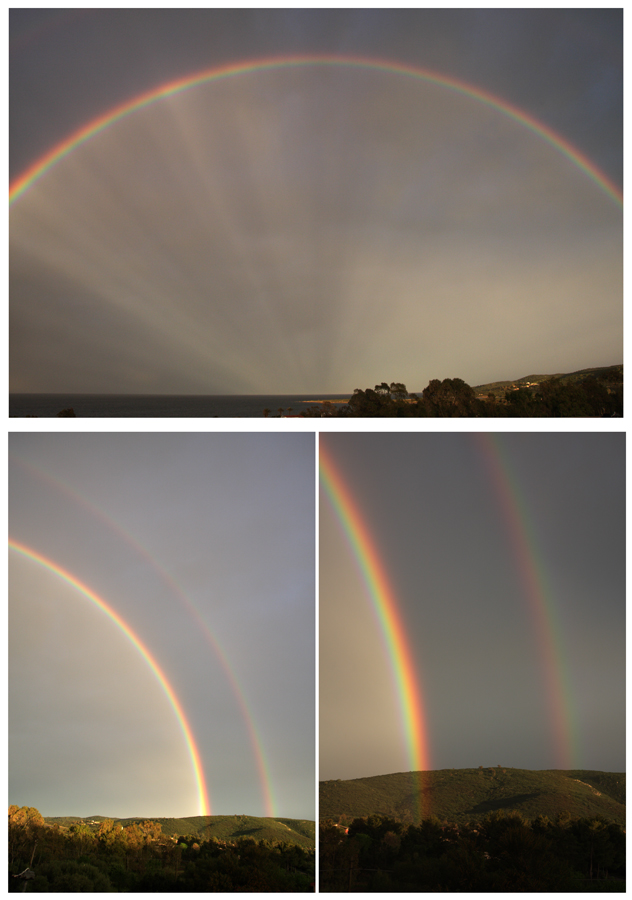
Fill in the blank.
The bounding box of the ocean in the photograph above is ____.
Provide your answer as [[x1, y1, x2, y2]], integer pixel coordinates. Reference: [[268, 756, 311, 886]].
[[9, 393, 352, 418]]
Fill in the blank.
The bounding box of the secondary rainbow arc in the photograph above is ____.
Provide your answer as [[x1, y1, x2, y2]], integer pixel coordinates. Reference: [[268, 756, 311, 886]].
[[9, 538, 212, 816], [474, 434, 579, 769], [9, 54, 622, 208], [319, 441, 430, 779]]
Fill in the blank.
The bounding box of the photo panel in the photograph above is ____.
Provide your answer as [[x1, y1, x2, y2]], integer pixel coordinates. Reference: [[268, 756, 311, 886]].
[[319, 431, 625, 892], [9, 432, 316, 891]]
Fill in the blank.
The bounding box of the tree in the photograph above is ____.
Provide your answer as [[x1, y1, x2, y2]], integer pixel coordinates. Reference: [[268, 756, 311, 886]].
[[97, 818, 127, 856], [389, 382, 409, 400], [139, 820, 163, 842], [8, 806, 44, 828], [9, 806, 45, 873], [67, 822, 96, 858], [347, 387, 407, 417], [421, 378, 477, 416]]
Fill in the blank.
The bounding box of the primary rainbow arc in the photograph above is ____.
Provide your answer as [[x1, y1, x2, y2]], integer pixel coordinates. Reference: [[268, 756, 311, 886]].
[[9, 539, 211, 816], [9, 54, 622, 208], [319, 441, 430, 777]]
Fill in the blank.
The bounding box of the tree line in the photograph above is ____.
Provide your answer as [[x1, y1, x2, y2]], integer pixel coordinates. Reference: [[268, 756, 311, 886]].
[[300, 373, 622, 417], [8, 806, 314, 892], [319, 810, 625, 892]]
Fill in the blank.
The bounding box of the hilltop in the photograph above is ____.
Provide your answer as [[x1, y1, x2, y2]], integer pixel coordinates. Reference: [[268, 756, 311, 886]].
[[472, 363, 622, 400], [320, 768, 625, 826], [42, 813, 315, 847]]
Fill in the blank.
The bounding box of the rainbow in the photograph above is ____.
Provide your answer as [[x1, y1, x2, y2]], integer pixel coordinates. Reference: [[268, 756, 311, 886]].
[[474, 434, 578, 769], [9, 54, 622, 208], [9, 538, 212, 816], [10, 456, 277, 817], [319, 439, 430, 785]]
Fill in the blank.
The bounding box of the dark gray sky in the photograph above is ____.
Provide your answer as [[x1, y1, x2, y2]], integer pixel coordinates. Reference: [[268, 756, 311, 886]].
[[10, 433, 315, 819], [10, 9, 621, 394], [320, 432, 625, 779]]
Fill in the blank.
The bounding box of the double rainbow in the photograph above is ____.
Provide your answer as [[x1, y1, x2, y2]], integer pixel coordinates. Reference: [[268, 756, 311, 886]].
[[12, 456, 278, 816], [10, 54, 622, 208], [321, 435, 580, 786]]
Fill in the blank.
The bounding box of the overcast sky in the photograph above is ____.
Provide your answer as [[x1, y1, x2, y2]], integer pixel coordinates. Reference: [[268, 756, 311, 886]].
[[10, 9, 621, 395], [9, 432, 315, 820], [320, 432, 625, 780]]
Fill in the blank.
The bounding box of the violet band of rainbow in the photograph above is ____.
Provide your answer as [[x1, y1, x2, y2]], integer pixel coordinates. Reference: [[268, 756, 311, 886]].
[[319, 441, 430, 780], [10, 54, 622, 209], [9, 538, 212, 817]]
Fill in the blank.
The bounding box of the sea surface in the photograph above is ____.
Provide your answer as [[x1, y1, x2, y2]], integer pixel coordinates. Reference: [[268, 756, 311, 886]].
[[9, 393, 352, 418]]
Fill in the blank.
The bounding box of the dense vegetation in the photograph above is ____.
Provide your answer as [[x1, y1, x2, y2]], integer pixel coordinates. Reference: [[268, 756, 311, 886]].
[[320, 810, 625, 891], [8, 806, 314, 892], [300, 365, 623, 417]]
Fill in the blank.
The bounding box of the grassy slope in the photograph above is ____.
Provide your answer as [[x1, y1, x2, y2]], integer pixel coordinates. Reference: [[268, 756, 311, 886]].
[[43, 814, 315, 847], [320, 768, 625, 826]]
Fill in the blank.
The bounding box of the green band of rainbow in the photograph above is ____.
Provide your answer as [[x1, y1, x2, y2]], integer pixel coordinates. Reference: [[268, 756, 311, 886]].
[[9, 539, 212, 816], [474, 434, 578, 769], [319, 440, 429, 779], [9, 54, 622, 208]]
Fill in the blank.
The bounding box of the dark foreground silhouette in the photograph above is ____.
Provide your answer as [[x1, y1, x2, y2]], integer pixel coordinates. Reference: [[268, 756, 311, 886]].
[[320, 811, 625, 892], [300, 368, 623, 417]]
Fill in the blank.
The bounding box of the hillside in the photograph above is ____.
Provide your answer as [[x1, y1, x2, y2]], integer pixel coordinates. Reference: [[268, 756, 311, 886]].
[[320, 768, 625, 826], [43, 813, 315, 847], [473, 363, 622, 400]]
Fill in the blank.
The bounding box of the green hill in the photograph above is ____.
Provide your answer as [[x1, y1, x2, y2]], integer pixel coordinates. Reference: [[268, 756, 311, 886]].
[[157, 814, 315, 847], [43, 813, 315, 847], [320, 768, 625, 826]]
